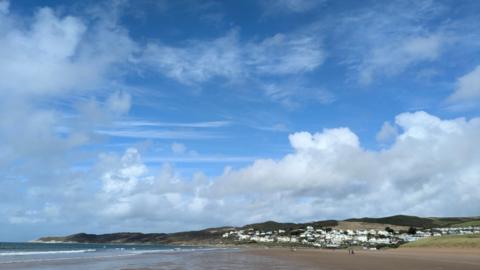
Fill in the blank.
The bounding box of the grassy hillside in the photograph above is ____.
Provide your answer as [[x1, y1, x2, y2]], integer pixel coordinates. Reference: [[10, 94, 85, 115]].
[[345, 215, 480, 228], [402, 234, 480, 248], [449, 220, 480, 227]]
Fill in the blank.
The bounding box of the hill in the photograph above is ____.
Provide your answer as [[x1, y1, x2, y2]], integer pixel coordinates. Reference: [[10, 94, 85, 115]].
[[36, 215, 480, 245], [37, 228, 233, 245], [240, 220, 338, 231], [345, 215, 480, 228], [402, 234, 480, 249]]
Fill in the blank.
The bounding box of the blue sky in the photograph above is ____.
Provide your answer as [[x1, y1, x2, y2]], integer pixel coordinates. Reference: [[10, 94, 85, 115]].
[[1, 0, 480, 241]]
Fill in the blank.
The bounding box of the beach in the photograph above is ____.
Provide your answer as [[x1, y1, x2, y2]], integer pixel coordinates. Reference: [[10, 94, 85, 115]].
[[244, 247, 480, 270], [2, 246, 479, 270]]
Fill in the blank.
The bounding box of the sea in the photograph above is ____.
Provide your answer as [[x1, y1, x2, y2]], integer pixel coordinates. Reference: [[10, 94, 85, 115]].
[[0, 242, 303, 270]]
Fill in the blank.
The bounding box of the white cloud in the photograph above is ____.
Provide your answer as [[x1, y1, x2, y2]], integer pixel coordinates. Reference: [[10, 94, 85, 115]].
[[37, 111, 477, 231], [171, 142, 187, 155], [145, 155, 258, 164], [447, 65, 480, 104], [141, 29, 327, 108], [358, 34, 443, 84], [6, 111, 478, 233], [93, 149, 216, 228], [0, 3, 136, 96], [116, 120, 231, 128], [260, 81, 333, 108], [106, 91, 132, 115], [143, 31, 243, 85], [96, 129, 220, 140], [210, 111, 480, 220], [0, 1, 136, 239], [0, 2, 135, 178], [334, 1, 446, 84], [262, 0, 324, 14], [143, 30, 324, 83], [247, 33, 324, 75]]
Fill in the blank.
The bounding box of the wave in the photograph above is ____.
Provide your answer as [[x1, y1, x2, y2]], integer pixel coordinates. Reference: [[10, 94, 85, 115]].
[[0, 247, 232, 265], [0, 249, 97, 256]]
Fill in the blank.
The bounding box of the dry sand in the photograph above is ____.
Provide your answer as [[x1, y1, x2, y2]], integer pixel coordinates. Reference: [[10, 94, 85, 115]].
[[243, 247, 480, 270]]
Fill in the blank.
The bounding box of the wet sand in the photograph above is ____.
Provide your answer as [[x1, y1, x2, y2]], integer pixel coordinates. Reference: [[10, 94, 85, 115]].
[[244, 247, 480, 270], [3, 247, 479, 269]]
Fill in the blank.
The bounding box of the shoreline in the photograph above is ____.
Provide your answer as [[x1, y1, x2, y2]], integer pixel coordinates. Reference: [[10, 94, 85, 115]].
[[2, 244, 479, 270]]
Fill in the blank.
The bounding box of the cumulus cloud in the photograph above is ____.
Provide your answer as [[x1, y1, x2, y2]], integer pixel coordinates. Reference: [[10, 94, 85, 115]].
[[208, 111, 480, 220], [35, 111, 476, 231], [0, 1, 136, 239], [447, 65, 480, 105], [0, 1, 135, 184], [92, 148, 219, 231], [0, 2, 136, 96], [4, 111, 478, 234]]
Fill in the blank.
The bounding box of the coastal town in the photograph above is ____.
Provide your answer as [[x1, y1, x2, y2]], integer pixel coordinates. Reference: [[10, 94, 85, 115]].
[[222, 225, 480, 249]]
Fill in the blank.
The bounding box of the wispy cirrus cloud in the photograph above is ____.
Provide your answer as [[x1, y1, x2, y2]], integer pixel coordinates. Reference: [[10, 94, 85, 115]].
[[142, 30, 324, 84], [141, 29, 325, 107], [145, 155, 259, 164], [96, 129, 223, 140], [447, 65, 480, 109], [333, 0, 447, 84], [261, 0, 325, 15], [115, 120, 231, 128], [98, 120, 230, 140], [260, 81, 334, 109], [142, 31, 243, 85]]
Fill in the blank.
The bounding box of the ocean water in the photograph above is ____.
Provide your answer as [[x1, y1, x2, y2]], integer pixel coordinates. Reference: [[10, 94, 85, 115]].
[[0, 242, 222, 269], [0, 242, 306, 270], [0, 242, 203, 262]]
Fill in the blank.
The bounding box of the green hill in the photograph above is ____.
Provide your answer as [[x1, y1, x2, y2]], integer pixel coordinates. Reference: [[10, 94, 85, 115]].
[[402, 234, 480, 248]]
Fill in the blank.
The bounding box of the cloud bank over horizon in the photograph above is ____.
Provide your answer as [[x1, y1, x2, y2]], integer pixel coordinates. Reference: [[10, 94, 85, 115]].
[[0, 0, 479, 241], [5, 111, 479, 237]]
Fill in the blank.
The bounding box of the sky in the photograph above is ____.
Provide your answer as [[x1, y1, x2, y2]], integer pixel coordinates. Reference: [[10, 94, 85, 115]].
[[0, 0, 480, 241]]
